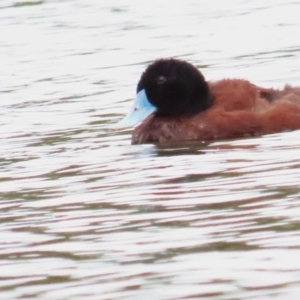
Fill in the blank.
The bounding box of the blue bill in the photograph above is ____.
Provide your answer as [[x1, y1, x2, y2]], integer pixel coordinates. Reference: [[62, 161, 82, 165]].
[[116, 89, 157, 128]]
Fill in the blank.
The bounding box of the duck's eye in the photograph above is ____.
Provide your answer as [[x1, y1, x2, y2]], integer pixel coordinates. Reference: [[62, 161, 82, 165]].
[[157, 76, 166, 85]]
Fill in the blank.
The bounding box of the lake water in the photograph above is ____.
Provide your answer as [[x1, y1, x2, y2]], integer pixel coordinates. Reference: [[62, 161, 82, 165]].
[[1, 0, 300, 299]]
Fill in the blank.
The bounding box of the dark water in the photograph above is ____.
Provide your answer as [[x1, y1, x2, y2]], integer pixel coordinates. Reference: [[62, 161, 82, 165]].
[[1, 0, 300, 299]]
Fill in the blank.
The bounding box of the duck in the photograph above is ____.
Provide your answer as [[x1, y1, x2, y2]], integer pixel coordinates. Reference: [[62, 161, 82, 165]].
[[116, 58, 300, 144]]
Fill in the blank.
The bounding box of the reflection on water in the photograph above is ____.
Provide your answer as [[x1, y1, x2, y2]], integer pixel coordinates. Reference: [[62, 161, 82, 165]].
[[1, 0, 300, 299]]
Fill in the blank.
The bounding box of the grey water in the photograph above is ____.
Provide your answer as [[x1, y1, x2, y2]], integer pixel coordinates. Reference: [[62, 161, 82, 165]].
[[1, 0, 300, 299]]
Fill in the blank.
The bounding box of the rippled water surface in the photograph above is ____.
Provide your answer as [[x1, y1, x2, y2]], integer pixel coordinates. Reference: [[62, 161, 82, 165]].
[[1, 0, 300, 299]]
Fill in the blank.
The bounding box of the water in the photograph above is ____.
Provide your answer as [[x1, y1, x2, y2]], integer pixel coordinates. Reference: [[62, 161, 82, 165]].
[[1, 0, 300, 299]]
